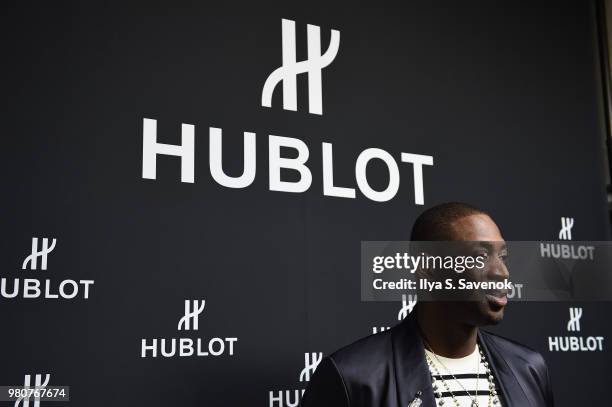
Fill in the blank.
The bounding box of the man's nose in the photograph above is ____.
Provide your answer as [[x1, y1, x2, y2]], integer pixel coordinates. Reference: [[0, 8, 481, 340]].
[[488, 258, 509, 281]]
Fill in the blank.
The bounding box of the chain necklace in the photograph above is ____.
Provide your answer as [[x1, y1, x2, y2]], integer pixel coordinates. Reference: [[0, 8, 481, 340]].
[[423, 341, 500, 407]]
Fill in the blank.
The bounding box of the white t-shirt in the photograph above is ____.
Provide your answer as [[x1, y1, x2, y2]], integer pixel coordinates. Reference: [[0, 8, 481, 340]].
[[425, 344, 501, 407]]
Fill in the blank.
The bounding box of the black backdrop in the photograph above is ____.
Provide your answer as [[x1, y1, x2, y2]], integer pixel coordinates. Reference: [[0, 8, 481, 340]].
[[2, 1, 611, 406]]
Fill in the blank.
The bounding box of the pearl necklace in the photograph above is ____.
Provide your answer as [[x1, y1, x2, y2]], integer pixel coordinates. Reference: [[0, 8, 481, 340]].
[[424, 344, 500, 407]]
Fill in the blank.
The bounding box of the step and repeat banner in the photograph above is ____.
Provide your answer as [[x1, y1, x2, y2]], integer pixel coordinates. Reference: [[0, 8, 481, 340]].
[[2, 1, 611, 406]]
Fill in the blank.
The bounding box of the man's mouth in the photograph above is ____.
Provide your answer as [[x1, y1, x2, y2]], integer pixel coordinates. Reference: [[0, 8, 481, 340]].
[[485, 290, 508, 307]]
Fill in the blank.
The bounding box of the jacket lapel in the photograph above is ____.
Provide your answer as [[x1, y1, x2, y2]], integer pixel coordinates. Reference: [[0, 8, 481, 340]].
[[478, 330, 532, 407], [391, 314, 436, 407], [392, 315, 533, 407]]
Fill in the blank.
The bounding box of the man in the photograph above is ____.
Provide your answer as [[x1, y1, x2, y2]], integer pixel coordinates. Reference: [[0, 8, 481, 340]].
[[301, 202, 554, 407]]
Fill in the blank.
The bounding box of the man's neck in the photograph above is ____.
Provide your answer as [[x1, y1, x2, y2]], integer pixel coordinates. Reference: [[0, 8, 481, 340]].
[[416, 303, 478, 358]]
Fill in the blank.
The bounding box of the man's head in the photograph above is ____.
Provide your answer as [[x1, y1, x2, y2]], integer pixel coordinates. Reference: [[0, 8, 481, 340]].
[[411, 202, 509, 326]]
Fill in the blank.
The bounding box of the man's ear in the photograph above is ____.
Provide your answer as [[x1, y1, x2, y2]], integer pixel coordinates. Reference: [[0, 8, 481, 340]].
[[414, 252, 433, 280], [415, 265, 429, 280], [413, 253, 435, 302]]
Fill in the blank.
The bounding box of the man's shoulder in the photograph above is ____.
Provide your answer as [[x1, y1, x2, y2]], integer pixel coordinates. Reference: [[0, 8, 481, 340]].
[[481, 329, 548, 369], [329, 328, 395, 373], [302, 329, 399, 407]]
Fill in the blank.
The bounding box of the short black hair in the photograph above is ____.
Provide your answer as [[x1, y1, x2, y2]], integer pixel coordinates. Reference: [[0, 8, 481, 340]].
[[410, 202, 488, 241]]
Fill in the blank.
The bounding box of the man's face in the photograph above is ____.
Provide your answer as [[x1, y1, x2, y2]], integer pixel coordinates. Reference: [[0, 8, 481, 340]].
[[449, 214, 509, 326]]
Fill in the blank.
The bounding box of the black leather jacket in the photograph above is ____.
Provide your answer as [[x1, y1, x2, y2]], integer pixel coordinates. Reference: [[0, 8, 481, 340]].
[[302, 313, 553, 407]]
